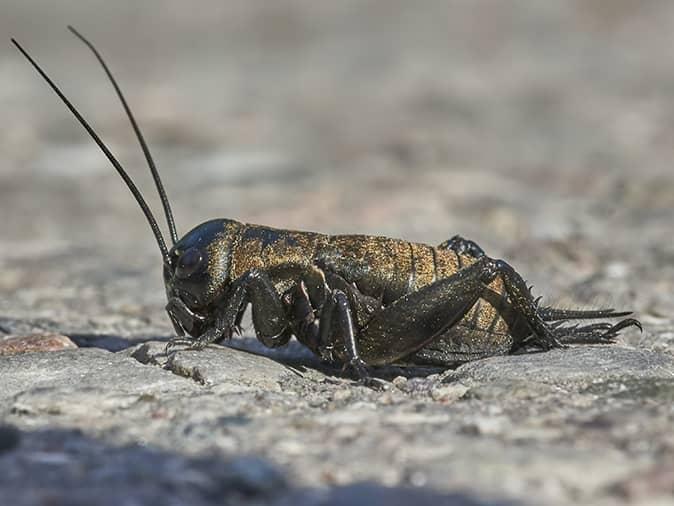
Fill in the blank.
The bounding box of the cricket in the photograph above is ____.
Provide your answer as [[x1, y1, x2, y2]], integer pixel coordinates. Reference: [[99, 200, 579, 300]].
[[12, 28, 641, 382]]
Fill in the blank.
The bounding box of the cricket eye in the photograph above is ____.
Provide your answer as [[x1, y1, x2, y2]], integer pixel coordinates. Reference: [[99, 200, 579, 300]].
[[175, 248, 204, 278]]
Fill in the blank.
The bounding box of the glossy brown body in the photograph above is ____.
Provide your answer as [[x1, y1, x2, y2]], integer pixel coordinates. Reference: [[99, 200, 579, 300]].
[[198, 219, 523, 366]]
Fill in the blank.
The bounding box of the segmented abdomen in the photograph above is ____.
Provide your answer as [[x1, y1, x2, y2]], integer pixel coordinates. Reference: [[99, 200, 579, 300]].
[[319, 237, 519, 364]]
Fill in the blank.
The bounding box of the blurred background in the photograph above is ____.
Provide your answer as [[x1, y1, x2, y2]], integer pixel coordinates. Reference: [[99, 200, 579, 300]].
[[0, 1, 673, 347]]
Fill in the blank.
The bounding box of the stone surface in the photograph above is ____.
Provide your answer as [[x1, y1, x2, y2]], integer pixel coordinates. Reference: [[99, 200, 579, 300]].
[[1, 2, 674, 505], [0, 427, 510, 506], [451, 346, 674, 385]]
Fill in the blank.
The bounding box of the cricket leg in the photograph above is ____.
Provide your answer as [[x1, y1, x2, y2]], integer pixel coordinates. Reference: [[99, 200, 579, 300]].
[[357, 257, 503, 366], [316, 288, 387, 388], [167, 269, 291, 351]]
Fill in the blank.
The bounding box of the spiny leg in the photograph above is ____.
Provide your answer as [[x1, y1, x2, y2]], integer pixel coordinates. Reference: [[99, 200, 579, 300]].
[[481, 258, 634, 350], [437, 237, 639, 343], [484, 259, 567, 350], [495, 266, 641, 348]]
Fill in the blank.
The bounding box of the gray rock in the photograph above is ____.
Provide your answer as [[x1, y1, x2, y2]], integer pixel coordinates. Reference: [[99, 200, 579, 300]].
[[0, 348, 195, 402], [451, 346, 674, 387], [128, 340, 296, 392], [0, 348, 198, 438]]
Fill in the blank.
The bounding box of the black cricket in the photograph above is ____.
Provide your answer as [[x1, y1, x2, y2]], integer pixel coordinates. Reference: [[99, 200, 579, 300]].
[[13, 29, 641, 381]]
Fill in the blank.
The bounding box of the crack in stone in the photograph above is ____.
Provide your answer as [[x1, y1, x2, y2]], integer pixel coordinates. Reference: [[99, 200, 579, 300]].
[[127, 343, 208, 386], [165, 358, 208, 386]]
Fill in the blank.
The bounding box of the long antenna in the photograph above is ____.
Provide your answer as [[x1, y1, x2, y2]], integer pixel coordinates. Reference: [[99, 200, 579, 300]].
[[67, 26, 179, 245], [12, 38, 170, 261]]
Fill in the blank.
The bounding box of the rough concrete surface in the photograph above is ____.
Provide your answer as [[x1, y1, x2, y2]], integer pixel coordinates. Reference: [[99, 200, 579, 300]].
[[1, 2, 673, 505]]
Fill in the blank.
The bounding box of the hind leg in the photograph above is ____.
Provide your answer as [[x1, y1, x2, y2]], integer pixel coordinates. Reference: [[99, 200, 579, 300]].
[[356, 257, 523, 366], [357, 255, 640, 367], [436, 236, 635, 334]]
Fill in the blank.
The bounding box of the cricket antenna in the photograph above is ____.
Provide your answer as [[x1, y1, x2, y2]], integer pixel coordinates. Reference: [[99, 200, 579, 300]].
[[12, 38, 170, 262], [67, 26, 179, 245]]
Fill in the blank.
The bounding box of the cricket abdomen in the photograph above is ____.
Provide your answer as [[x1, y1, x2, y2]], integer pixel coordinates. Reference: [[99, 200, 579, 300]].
[[313, 234, 525, 363], [318, 236, 524, 365], [316, 235, 473, 303]]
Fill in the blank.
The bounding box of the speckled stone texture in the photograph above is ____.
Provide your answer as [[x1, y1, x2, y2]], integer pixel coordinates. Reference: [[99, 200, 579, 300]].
[[1, 2, 673, 505]]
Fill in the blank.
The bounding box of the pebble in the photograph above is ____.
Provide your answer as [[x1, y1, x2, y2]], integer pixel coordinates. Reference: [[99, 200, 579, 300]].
[[0, 334, 77, 356], [430, 383, 469, 403]]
